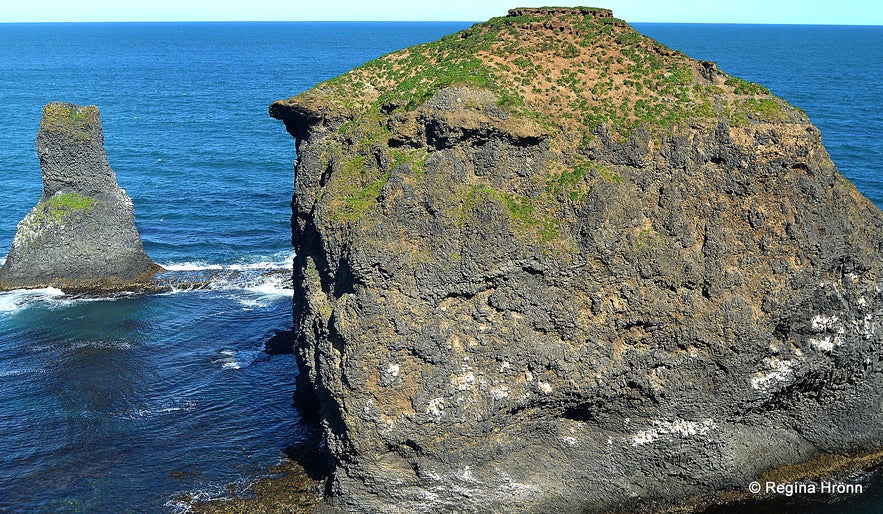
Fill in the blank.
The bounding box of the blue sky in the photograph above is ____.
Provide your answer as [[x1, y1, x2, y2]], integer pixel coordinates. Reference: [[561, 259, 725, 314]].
[[3, 0, 881, 24]]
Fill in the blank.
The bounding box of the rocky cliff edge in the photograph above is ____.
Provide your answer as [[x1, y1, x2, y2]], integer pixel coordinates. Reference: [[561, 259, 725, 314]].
[[271, 7, 883, 512]]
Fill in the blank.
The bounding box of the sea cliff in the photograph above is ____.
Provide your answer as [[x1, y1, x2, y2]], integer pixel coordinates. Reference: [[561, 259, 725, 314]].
[[271, 8, 883, 512]]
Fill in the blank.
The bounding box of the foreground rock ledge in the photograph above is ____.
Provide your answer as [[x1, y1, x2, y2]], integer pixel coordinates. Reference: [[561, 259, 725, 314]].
[[271, 7, 883, 513], [0, 102, 161, 293]]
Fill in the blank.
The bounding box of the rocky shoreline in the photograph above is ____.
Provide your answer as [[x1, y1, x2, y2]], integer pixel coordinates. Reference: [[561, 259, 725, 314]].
[[188, 459, 325, 514], [190, 447, 883, 513]]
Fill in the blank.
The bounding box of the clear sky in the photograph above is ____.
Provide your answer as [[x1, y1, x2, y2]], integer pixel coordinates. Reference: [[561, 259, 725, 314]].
[[2, 0, 881, 25]]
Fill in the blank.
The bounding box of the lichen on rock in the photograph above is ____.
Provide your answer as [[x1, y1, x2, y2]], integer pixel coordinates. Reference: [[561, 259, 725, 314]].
[[0, 102, 162, 294], [270, 7, 883, 513]]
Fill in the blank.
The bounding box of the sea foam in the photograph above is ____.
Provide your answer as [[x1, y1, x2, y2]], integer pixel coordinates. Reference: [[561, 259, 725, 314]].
[[158, 251, 293, 299], [0, 287, 66, 313]]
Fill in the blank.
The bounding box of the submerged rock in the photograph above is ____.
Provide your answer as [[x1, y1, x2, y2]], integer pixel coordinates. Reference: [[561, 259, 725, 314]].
[[0, 102, 161, 293], [271, 7, 883, 513]]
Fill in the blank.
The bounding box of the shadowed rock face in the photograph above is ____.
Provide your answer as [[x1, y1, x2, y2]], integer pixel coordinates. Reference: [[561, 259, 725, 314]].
[[271, 8, 883, 513], [0, 102, 161, 293]]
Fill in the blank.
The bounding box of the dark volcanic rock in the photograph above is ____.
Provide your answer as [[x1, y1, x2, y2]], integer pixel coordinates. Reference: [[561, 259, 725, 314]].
[[270, 8, 883, 513], [0, 102, 161, 293], [265, 329, 296, 355]]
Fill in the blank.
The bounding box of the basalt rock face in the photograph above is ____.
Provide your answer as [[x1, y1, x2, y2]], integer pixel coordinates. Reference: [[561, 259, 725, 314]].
[[271, 8, 883, 513], [0, 102, 161, 293]]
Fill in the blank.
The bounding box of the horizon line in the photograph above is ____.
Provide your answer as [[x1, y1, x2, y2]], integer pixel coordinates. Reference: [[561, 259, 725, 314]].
[[1, 19, 881, 26]]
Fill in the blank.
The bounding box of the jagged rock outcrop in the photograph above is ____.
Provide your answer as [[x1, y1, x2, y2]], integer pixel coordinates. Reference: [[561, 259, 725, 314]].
[[0, 102, 161, 293], [271, 8, 883, 512]]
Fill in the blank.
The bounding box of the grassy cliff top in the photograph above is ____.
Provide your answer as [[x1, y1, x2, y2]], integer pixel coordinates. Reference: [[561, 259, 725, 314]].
[[40, 102, 101, 142], [276, 6, 796, 142], [270, 7, 810, 236]]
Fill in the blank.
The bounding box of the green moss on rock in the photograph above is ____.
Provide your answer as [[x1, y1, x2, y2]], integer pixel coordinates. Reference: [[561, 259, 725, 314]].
[[272, 6, 805, 241], [46, 191, 96, 211], [39, 103, 99, 142], [29, 192, 96, 227]]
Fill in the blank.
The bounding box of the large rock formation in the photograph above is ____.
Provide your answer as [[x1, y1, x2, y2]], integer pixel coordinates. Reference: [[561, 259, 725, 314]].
[[271, 8, 883, 512], [0, 102, 161, 293]]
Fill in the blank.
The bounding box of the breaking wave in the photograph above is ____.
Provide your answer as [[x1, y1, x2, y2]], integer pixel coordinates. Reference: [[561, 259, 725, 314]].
[[0, 287, 67, 314], [0, 252, 292, 315], [157, 251, 293, 297]]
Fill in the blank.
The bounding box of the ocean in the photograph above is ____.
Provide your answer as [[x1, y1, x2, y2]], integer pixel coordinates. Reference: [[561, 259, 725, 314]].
[[0, 20, 880, 513]]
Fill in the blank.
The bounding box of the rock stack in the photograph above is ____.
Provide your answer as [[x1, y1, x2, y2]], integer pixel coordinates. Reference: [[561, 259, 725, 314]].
[[0, 102, 161, 293], [271, 8, 883, 512]]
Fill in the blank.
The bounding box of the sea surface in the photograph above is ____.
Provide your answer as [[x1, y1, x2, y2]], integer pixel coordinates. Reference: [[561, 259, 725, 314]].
[[0, 20, 880, 513]]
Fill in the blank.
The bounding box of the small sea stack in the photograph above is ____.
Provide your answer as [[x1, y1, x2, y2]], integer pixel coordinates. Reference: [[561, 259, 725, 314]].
[[0, 102, 162, 293]]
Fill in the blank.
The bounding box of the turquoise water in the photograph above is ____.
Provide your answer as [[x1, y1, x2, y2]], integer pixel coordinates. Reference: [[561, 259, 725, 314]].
[[0, 21, 880, 513]]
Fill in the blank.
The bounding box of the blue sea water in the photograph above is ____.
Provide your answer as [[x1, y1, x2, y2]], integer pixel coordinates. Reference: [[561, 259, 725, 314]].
[[0, 21, 470, 513], [0, 20, 880, 513]]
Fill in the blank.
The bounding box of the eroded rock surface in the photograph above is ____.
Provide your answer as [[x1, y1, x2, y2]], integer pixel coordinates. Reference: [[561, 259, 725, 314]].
[[0, 102, 161, 293], [271, 8, 883, 512]]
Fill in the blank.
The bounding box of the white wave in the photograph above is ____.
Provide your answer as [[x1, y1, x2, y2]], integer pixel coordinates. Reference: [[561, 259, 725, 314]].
[[242, 273, 294, 297], [165, 474, 262, 514], [0, 287, 66, 313], [199, 271, 292, 296], [164, 486, 232, 514], [238, 298, 263, 308], [0, 365, 45, 378], [161, 250, 294, 273], [161, 262, 225, 272], [213, 349, 240, 369], [157, 251, 293, 300], [65, 340, 135, 352], [237, 297, 277, 309], [227, 259, 292, 271], [156, 280, 203, 296], [213, 348, 265, 370]]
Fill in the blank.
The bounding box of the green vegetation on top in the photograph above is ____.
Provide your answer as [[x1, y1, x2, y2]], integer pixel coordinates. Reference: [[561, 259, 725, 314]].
[[301, 8, 790, 143], [290, 8, 795, 237], [40, 103, 99, 142], [308, 12, 694, 134]]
